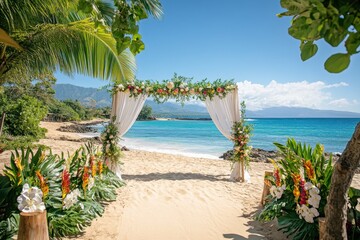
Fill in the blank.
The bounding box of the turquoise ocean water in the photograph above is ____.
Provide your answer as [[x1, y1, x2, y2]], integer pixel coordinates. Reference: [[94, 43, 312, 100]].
[[93, 118, 360, 159]]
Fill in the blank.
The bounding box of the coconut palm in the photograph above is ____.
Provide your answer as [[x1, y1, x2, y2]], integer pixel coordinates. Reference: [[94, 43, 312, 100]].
[[0, 0, 163, 85]]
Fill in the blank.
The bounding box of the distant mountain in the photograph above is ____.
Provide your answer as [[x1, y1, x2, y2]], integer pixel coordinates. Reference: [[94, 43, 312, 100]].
[[53, 84, 360, 118], [247, 107, 360, 118], [53, 84, 112, 107]]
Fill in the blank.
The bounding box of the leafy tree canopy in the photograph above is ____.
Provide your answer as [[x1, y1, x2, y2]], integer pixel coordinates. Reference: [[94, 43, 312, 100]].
[[278, 0, 360, 73]]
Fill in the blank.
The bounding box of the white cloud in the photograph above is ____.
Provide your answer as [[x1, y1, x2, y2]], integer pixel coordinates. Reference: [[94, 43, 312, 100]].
[[236, 80, 356, 111], [329, 98, 350, 107]]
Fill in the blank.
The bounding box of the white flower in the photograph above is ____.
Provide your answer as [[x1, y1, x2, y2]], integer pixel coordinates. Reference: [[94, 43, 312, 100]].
[[179, 83, 184, 89], [146, 87, 151, 93], [166, 82, 174, 90], [88, 177, 95, 190], [199, 87, 203, 91], [17, 184, 46, 213], [189, 88, 195, 95], [63, 189, 81, 210], [308, 193, 321, 208], [296, 204, 319, 223], [133, 89, 138, 94], [185, 87, 189, 92], [270, 184, 286, 199], [117, 84, 124, 91]]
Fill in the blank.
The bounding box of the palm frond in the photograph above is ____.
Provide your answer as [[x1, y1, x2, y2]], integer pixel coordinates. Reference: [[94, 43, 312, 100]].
[[6, 19, 135, 84], [0, 0, 74, 31], [136, 0, 163, 19]]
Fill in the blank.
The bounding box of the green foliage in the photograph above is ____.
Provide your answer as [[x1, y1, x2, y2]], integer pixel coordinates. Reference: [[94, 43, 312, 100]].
[[0, 134, 38, 150], [137, 104, 153, 120], [0, 142, 124, 239], [101, 119, 123, 164], [4, 95, 47, 138], [231, 101, 253, 166], [48, 100, 80, 121], [257, 138, 334, 239], [278, 0, 360, 73]]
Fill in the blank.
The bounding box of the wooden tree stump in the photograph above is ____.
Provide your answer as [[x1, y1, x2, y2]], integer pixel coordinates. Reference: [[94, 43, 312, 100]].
[[18, 210, 49, 240], [261, 171, 273, 205]]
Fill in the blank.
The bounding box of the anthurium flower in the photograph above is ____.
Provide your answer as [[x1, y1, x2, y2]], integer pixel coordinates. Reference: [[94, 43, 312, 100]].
[[17, 184, 46, 212]]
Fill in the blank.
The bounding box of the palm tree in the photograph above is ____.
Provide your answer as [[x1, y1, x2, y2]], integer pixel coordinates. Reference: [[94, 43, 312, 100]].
[[0, 0, 163, 85]]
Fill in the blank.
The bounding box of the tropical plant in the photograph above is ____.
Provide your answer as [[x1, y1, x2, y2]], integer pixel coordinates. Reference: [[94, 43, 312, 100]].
[[278, 0, 360, 73], [0, 142, 124, 239], [257, 138, 334, 240]]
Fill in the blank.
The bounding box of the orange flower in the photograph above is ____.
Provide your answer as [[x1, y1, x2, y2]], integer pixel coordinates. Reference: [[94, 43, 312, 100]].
[[36, 170, 49, 198], [293, 186, 300, 201], [90, 155, 96, 177], [98, 161, 103, 175], [14, 158, 23, 171], [304, 160, 315, 181], [273, 168, 281, 187], [62, 169, 71, 199], [82, 167, 90, 193], [292, 173, 301, 186]]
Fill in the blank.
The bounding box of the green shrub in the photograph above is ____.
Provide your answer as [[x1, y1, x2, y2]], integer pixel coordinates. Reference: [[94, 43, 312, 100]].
[[137, 104, 153, 120], [4, 95, 47, 138], [48, 101, 80, 121]]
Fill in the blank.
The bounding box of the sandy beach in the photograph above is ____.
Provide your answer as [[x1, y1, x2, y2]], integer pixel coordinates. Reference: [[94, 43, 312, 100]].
[[1, 120, 359, 240]]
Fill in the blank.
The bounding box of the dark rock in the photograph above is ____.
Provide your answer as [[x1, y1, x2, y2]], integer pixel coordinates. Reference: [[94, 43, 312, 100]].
[[121, 146, 130, 151], [57, 124, 97, 133], [220, 148, 344, 164]]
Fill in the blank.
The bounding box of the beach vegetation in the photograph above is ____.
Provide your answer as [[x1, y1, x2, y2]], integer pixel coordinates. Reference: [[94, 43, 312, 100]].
[[137, 104, 153, 120], [0, 142, 124, 239], [278, 0, 360, 73]]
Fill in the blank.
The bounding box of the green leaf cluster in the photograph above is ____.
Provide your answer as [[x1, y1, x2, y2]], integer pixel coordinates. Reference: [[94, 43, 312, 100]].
[[279, 0, 360, 73], [1, 95, 47, 138]]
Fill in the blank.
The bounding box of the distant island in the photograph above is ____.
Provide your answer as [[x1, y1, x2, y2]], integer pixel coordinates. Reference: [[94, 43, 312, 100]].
[[54, 84, 360, 118]]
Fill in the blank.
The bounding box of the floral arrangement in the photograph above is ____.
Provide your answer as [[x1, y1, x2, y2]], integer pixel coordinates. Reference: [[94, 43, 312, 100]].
[[231, 101, 252, 167], [101, 118, 122, 165], [112, 74, 237, 104], [257, 138, 334, 240], [0, 142, 124, 239]]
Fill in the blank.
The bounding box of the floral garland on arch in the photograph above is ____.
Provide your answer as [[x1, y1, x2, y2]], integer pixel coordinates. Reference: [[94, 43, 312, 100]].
[[112, 74, 237, 104], [231, 101, 253, 167]]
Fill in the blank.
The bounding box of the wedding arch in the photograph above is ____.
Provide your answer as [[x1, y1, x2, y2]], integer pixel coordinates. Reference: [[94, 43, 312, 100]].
[[109, 75, 251, 182]]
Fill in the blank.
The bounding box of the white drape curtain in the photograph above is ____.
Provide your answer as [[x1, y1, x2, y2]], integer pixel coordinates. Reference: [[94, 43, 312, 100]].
[[109, 91, 147, 179], [205, 88, 250, 182]]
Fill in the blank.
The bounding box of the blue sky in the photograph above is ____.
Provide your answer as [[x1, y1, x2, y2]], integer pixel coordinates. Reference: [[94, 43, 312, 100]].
[[56, 0, 360, 112]]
